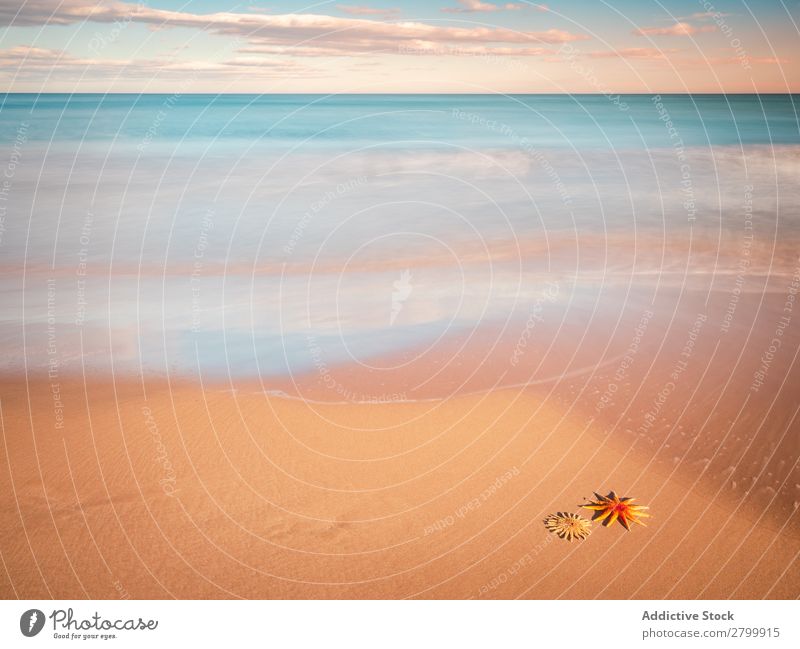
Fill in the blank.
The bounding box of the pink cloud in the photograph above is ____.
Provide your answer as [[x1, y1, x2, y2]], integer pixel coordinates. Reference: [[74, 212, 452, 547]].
[[0, 0, 138, 27], [752, 56, 789, 65], [680, 11, 731, 20], [634, 22, 717, 36], [702, 55, 789, 66], [398, 44, 554, 56], [0, 1, 587, 55], [241, 42, 556, 57], [0, 46, 76, 62], [0, 44, 316, 79], [586, 47, 675, 60], [337, 5, 401, 19], [442, 1, 526, 13]]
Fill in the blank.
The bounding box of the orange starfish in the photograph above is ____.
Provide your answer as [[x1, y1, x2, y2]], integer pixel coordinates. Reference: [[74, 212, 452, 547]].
[[581, 491, 650, 530]]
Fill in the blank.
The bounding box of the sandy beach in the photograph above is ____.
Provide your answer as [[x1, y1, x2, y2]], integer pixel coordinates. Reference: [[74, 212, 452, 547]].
[[1, 94, 799, 602], [1, 371, 797, 600]]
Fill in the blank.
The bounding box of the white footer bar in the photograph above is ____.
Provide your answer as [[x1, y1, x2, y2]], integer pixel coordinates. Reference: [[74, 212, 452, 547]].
[[1, 600, 797, 648]]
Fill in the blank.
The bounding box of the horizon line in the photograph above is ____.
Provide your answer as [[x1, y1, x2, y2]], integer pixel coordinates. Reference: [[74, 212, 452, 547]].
[[1, 91, 798, 96]]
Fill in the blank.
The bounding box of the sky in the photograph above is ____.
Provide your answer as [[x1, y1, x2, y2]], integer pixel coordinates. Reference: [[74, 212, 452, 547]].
[[0, 0, 797, 92]]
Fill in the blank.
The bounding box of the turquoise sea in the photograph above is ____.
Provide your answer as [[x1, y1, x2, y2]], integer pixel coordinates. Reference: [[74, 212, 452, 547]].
[[2, 93, 799, 148], [0, 94, 798, 385]]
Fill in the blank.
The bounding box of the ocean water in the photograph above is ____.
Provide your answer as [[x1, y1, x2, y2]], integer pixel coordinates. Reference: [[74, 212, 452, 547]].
[[0, 93, 798, 384], [2, 93, 799, 148]]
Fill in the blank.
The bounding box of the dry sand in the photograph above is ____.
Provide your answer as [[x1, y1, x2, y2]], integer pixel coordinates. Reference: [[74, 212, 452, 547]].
[[1, 376, 798, 599]]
